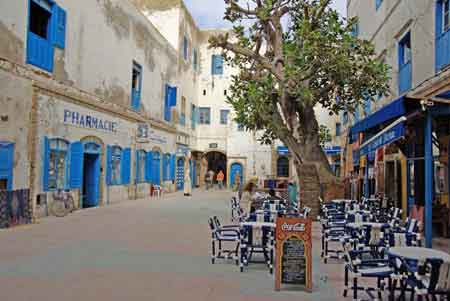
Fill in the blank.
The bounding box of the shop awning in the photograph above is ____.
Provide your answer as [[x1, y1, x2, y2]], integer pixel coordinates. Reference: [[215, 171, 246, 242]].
[[350, 96, 406, 141], [277, 146, 289, 155], [359, 117, 406, 156], [323, 146, 341, 155]]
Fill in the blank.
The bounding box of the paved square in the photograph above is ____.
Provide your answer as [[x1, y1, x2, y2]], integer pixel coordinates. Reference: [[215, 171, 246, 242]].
[[0, 191, 347, 301]]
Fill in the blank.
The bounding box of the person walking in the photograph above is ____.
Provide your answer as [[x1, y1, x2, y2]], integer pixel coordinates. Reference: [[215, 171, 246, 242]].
[[233, 172, 241, 192], [208, 170, 215, 190], [288, 181, 298, 209], [217, 170, 225, 189]]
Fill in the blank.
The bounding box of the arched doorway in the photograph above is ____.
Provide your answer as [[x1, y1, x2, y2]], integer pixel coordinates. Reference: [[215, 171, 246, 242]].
[[230, 162, 243, 188], [80, 136, 104, 208], [205, 151, 227, 184], [176, 157, 185, 190]]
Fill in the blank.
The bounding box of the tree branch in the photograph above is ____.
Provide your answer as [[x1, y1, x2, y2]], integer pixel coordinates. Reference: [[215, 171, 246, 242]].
[[209, 35, 284, 81]]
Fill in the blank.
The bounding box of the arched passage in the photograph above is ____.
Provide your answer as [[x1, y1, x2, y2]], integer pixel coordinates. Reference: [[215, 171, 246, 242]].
[[204, 151, 227, 184], [277, 156, 290, 178], [229, 162, 243, 188]]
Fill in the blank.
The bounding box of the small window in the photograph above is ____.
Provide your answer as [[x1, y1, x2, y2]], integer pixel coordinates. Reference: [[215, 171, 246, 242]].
[[198, 107, 211, 124], [336, 123, 341, 137], [131, 62, 142, 110], [180, 97, 186, 126], [111, 146, 122, 185], [203, 89, 206, 96], [136, 150, 146, 183], [224, 90, 227, 96], [211, 55, 224, 75], [193, 48, 198, 70], [29, 1, 52, 39], [376, 0, 383, 10], [220, 110, 229, 125], [237, 123, 244, 131], [399, 33, 412, 66], [183, 36, 188, 60], [191, 104, 196, 129], [343, 111, 349, 125], [444, 0, 450, 32], [277, 156, 290, 178], [351, 22, 359, 37], [48, 138, 69, 190]]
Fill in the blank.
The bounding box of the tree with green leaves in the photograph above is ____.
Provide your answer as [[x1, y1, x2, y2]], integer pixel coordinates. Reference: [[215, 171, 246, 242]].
[[319, 125, 332, 147], [209, 0, 389, 188]]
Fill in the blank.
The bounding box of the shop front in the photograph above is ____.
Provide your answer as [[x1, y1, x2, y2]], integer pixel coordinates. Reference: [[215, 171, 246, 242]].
[[350, 92, 450, 246]]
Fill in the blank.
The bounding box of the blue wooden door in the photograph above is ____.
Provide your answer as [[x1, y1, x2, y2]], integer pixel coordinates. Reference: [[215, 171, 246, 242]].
[[152, 152, 161, 185], [0, 142, 14, 190], [176, 158, 184, 190], [230, 163, 243, 188], [192, 160, 197, 188], [83, 154, 100, 207]]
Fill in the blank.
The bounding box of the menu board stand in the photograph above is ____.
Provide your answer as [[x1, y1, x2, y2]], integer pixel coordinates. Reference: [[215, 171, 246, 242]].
[[274, 217, 312, 292]]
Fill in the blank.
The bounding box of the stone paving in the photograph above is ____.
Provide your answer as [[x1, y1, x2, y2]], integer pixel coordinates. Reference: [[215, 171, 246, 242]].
[[0, 190, 362, 300]]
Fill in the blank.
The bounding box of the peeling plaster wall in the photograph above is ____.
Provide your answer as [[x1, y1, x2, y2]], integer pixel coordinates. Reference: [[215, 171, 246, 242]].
[[348, 0, 436, 109], [0, 69, 33, 190], [0, 0, 27, 65], [0, 0, 178, 123], [34, 93, 137, 205]]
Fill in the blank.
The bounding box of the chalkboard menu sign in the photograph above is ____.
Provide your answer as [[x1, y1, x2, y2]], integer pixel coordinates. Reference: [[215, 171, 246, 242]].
[[275, 217, 312, 292]]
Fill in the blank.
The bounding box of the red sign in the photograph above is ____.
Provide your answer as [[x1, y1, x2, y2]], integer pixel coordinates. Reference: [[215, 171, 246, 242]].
[[275, 217, 312, 292]]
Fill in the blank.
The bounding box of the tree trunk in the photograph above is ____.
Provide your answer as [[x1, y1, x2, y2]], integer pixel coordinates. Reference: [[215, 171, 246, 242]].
[[279, 104, 344, 217]]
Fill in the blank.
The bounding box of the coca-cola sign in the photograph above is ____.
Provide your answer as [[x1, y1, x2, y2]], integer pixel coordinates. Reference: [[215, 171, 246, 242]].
[[281, 222, 305, 232]]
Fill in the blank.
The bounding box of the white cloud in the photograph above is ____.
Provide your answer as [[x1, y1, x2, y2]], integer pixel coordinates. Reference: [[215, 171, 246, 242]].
[[184, 0, 347, 29]]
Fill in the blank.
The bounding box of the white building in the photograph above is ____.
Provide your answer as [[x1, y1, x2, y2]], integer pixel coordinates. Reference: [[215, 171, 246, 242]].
[[0, 0, 331, 219]]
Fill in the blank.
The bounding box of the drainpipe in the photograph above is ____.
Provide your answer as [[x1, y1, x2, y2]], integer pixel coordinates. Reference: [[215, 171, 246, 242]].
[[424, 110, 433, 248]]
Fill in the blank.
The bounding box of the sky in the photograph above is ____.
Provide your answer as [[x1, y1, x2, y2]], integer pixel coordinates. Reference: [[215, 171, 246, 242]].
[[184, 0, 347, 29]]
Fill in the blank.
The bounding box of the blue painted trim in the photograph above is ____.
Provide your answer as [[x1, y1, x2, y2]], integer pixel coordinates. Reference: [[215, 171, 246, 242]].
[[0, 142, 15, 191], [424, 110, 433, 248]]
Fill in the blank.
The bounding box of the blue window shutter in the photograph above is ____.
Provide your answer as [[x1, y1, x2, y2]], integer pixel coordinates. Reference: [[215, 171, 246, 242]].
[[164, 84, 171, 122], [162, 155, 168, 181], [27, 33, 54, 72], [145, 152, 153, 183], [0, 142, 14, 191], [70, 141, 83, 188], [169, 86, 177, 106], [106, 145, 112, 185], [51, 5, 66, 49], [121, 148, 131, 185], [183, 36, 188, 60], [135, 150, 139, 183], [170, 154, 176, 180], [42, 137, 50, 191], [212, 55, 223, 75]]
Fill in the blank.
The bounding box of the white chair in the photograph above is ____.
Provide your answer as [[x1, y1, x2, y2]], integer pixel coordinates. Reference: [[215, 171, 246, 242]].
[[153, 185, 163, 197]]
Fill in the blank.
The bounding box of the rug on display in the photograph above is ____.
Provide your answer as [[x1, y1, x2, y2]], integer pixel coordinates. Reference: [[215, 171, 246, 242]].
[[0, 189, 32, 229]]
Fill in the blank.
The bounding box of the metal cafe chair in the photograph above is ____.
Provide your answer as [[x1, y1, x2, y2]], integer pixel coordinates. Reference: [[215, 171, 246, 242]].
[[208, 217, 240, 265], [391, 257, 450, 301], [342, 239, 393, 300], [239, 214, 274, 274]]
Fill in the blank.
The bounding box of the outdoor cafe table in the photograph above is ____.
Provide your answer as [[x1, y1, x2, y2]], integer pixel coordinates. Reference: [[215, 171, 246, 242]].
[[240, 221, 276, 228], [388, 247, 450, 263], [332, 199, 356, 204], [346, 222, 389, 229], [347, 210, 371, 215]]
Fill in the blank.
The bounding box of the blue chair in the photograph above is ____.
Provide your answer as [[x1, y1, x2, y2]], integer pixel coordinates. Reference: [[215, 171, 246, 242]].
[[208, 217, 240, 265], [342, 239, 393, 300]]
